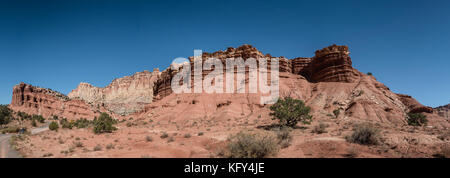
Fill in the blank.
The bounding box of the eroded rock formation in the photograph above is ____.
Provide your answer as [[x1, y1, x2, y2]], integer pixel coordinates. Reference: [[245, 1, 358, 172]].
[[10, 44, 443, 127], [153, 44, 362, 100], [291, 57, 312, 76], [9, 83, 99, 119], [307, 45, 361, 82], [68, 70, 160, 115], [396, 94, 434, 113]]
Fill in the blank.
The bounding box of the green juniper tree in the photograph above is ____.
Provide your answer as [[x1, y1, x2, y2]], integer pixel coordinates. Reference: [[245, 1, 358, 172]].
[[270, 97, 312, 128]]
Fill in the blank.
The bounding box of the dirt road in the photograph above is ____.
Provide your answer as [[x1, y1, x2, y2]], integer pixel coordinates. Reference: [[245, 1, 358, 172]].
[[0, 123, 50, 158], [0, 134, 21, 158]]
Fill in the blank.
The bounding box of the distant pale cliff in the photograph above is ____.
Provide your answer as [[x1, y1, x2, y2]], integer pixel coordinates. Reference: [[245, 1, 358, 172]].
[[68, 70, 160, 115], [435, 104, 450, 120]]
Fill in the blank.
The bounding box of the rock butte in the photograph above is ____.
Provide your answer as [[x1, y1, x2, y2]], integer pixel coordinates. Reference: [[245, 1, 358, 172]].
[[8, 44, 449, 128]]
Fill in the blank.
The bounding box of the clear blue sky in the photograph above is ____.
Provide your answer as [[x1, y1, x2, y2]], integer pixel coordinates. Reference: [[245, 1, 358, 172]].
[[1, 0, 449, 107]]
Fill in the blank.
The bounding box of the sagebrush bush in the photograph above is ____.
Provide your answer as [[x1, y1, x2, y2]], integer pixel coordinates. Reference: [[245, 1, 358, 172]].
[[49, 121, 59, 131], [32, 114, 45, 123], [312, 122, 328, 134], [74, 118, 91, 128], [270, 97, 312, 128], [94, 145, 102, 151], [346, 124, 380, 145], [160, 132, 169, 139], [222, 132, 278, 158], [407, 113, 428, 126], [275, 127, 292, 149], [146, 136, 153, 142], [93, 113, 117, 134], [73, 141, 84, 148], [59, 118, 73, 129], [276, 128, 292, 141], [106, 143, 115, 149]]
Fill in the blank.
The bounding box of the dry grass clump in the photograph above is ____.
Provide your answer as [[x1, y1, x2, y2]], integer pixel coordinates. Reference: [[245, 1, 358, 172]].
[[220, 132, 278, 158], [345, 124, 380, 145], [274, 127, 292, 148], [312, 122, 328, 134]]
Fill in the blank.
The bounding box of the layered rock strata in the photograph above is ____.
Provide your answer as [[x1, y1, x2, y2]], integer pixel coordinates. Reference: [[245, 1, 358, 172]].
[[396, 94, 434, 113], [68, 70, 160, 115], [10, 83, 99, 119], [153, 44, 361, 100]]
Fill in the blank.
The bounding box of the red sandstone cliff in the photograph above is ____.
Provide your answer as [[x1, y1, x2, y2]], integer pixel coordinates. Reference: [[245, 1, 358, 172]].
[[142, 44, 448, 129], [9, 44, 445, 128], [152, 44, 362, 100], [9, 82, 100, 119], [396, 94, 434, 113]]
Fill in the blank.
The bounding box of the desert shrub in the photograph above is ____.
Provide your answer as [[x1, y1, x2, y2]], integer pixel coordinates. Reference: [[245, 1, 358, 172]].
[[32, 114, 45, 123], [222, 132, 278, 158], [367, 72, 373, 76], [275, 127, 292, 148], [42, 153, 53, 157], [17, 111, 30, 120], [167, 137, 175, 143], [94, 145, 102, 151], [49, 121, 59, 131], [345, 147, 359, 158], [275, 127, 292, 141], [0, 105, 12, 126], [270, 97, 312, 128], [126, 122, 133, 127], [73, 141, 84, 148], [160, 132, 169, 139], [146, 136, 153, 142], [346, 124, 380, 145], [333, 109, 340, 118], [59, 118, 73, 129], [31, 120, 37, 127], [1, 126, 20, 133], [74, 118, 91, 128], [184, 133, 191, 138], [198, 132, 204, 136], [357, 90, 364, 96], [93, 113, 117, 134], [407, 113, 428, 126], [106, 143, 115, 149], [312, 122, 328, 134]]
